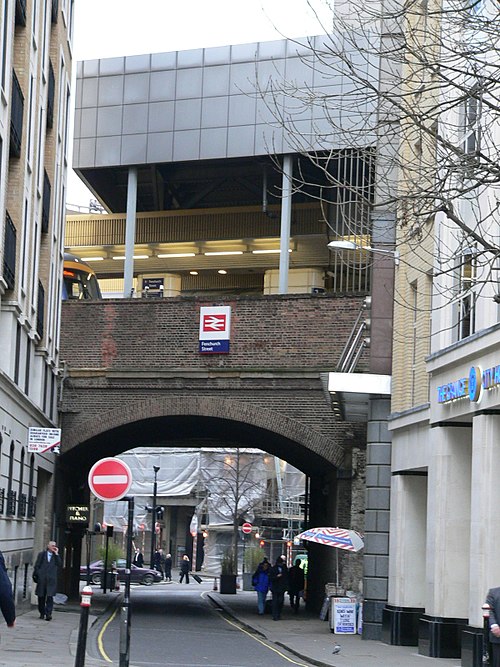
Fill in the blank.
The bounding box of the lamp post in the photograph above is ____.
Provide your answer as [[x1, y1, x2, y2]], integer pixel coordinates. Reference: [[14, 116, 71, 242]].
[[149, 465, 160, 569], [327, 240, 400, 265]]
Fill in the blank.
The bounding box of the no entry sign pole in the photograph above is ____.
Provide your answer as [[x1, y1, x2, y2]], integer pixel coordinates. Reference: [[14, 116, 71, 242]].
[[88, 458, 134, 667], [119, 496, 134, 667]]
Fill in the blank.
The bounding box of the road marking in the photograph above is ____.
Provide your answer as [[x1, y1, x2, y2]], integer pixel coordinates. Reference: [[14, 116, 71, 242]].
[[97, 606, 117, 662], [201, 592, 310, 667]]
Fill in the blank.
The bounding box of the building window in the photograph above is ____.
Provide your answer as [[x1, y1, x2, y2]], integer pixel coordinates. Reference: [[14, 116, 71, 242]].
[[456, 249, 476, 340], [17, 449, 25, 518], [47, 61, 55, 129], [15, 0, 27, 26], [3, 212, 16, 290], [24, 338, 31, 395], [36, 281, 45, 339], [14, 323, 21, 385], [6, 443, 16, 516], [9, 71, 24, 158], [42, 171, 51, 232], [462, 86, 482, 157], [1, 0, 7, 91], [27, 454, 36, 518]]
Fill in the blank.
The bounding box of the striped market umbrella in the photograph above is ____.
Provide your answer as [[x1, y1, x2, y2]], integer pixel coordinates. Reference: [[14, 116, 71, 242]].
[[296, 527, 364, 585]]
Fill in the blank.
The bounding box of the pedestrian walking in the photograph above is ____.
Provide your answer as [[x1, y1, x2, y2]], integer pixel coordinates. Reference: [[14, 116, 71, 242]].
[[252, 559, 270, 615], [269, 556, 288, 620], [0, 552, 15, 631], [179, 554, 190, 584], [33, 540, 62, 621], [153, 548, 164, 579], [164, 553, 172, 581], [288, 558, 305, 613], [133, 549, 144, 567]]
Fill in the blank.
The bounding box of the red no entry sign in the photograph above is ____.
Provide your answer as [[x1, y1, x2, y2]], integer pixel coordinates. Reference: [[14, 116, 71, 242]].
[[241, 522, 252, 534], [88, 457, 133, 501]]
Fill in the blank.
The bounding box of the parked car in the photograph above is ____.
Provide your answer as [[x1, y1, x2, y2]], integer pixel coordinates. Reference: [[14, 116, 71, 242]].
[[80, 559, 162, 586]]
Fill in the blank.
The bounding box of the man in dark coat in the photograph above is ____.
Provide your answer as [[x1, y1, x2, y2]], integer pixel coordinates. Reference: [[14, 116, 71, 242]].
[[486, 587, 500, 667], [0, 552, 15, 630], [269, 556, 288, 620], [288, 558, 305, 613], [33, 541, 61, 621]]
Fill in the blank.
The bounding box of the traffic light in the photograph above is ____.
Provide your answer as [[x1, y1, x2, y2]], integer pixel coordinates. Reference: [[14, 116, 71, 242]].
[[155, 506, 164, 520], [259, 540, 265, 548]]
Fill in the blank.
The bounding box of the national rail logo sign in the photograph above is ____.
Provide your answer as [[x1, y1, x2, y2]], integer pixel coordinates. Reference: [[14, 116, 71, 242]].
[[199, 306, 231, 354]]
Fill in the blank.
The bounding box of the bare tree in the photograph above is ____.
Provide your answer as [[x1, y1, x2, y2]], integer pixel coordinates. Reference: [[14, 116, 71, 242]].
[[257, 0, 500, 320]]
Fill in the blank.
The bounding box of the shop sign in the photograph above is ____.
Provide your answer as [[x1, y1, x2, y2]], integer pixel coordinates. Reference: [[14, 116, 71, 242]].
[[437, 363, 500, 405], [66, 505, 90, 524]]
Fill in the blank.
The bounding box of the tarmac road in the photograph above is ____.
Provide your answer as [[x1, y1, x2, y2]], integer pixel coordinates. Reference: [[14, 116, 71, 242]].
[[90, 581, 315, 667]]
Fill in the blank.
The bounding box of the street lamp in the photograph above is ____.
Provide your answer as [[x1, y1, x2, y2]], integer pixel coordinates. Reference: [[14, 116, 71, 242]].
[[150, 465, 160, 569], [327, 240, 400, 265]]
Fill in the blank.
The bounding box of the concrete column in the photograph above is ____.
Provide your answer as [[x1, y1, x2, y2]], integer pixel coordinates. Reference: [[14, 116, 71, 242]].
[[387, 473, 427, 608], [278, 155, 292, 295], [426, 425, 471, 619], [123, 166, 138, 298], [363, 396, 391, 640], [469, 414, 500, 627]]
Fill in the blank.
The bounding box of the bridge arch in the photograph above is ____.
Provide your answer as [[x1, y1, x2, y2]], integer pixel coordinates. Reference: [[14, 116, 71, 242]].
[[61, 395, 346, 474]]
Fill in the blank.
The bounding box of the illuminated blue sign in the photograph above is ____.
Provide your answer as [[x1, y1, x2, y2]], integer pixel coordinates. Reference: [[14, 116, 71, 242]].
[[438, 363, 500, 404]]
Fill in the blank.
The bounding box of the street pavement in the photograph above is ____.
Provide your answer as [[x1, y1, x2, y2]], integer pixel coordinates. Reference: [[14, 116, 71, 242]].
[[0, 580, 463, 667]]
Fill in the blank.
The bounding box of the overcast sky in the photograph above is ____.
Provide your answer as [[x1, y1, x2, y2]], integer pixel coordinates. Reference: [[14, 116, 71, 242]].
[[68, 0, 331, 207]]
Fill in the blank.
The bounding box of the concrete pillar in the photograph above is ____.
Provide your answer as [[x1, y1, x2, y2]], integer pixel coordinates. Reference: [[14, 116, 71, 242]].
[[426, 425, 471, 618], [363, 396, 391, 640], [469, 414, 500, 627], [418, 424, 471, 658], [123, 167, 138, 298], [278, 155, 292, 295]]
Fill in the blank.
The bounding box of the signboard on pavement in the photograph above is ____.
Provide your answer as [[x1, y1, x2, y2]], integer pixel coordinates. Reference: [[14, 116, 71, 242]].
[[331, 597, 357, 634], [88, 457, 133, 501], [28, 427, 61, 454], [199, 306, 231, 354]]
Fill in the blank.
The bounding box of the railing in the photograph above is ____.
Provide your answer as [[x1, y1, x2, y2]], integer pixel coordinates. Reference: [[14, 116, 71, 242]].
[[3, 212, 16, 290], [259, 498, 304, 519], [42, 171, 51, 233], [36, 281, 45, 339], [47, 61, 55, 129], [9, 71, 24, 158], [0, 489, 5, 514], [28, 495, 36, 518], [6, 490, 17, 516], [17, 493, 27, 518]]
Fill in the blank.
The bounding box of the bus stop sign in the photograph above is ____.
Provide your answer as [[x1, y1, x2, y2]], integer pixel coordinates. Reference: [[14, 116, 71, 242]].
[[88, 457, 133, 501]]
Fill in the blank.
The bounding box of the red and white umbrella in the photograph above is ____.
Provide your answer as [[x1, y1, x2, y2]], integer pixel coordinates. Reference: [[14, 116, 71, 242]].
[[296, 527, 364, 585], [297, 527, 364, 552]]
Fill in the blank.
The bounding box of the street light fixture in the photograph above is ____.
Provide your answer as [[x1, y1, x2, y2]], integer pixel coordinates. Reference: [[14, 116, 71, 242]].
[[150, 465, 160, 569], [327, 240, 400, 265]]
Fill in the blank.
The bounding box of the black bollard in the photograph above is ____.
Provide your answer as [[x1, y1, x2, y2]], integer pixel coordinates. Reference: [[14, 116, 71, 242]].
[[74, 585, 93, 667]]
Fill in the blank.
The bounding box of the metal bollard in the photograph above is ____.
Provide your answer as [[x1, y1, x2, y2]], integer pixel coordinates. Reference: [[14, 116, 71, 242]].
[[482, 603, 491, 665], [74, 585, 93, 667]]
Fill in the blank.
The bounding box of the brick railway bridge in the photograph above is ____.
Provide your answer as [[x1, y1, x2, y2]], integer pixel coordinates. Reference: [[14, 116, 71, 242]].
[[57, 293, 372, 611]]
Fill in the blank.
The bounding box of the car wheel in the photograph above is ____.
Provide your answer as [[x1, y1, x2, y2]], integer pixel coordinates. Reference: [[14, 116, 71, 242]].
[[141, 573, 155, 586], [91, 572, 102, 585]]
